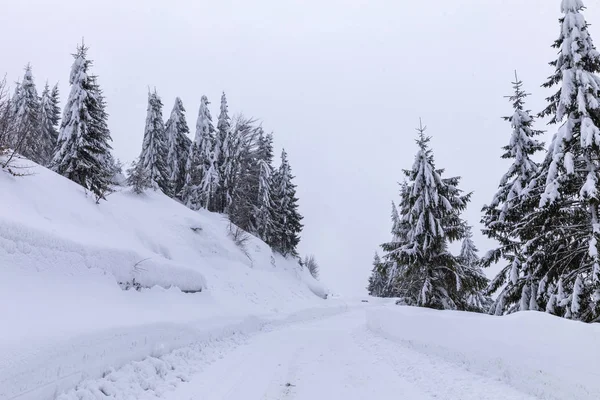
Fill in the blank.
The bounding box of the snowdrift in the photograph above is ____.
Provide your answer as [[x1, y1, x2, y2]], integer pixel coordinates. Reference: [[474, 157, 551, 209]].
[[0, 160, 327, 400], [367, 307, 600, 400]]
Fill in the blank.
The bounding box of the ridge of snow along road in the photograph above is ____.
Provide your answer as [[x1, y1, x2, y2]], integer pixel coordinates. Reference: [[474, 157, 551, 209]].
[[0, 159, 329, 400], [3, 304, 352, 400], [366, 307, 600, 400]]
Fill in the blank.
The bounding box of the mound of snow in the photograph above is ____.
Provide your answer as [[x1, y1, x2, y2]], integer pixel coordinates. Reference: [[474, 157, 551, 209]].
[[367, 307, 600, 400], [0, 160, 326, 400]]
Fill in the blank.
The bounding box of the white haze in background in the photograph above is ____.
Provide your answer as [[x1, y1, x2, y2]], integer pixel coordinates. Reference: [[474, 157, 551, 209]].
[[1, 0, 599, 295]]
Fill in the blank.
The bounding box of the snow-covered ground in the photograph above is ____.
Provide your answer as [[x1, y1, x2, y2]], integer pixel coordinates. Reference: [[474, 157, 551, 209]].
[[2, 161, 600, 400], [0, 160, 328, 400], [52, 305, 600, 400], [367, 307, 600, 400]]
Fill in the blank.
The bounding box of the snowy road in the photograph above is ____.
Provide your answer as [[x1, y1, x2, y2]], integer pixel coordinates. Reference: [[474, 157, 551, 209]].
[[164, 309, 537, 400]]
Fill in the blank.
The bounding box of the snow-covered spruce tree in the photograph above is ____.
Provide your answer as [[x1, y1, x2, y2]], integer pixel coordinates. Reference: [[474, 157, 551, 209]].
[[180, 95, 218, 210], [271, 149, 303, 256], [180, 142, 203, 209], [253, 132, 277, 243], [214, 92, 233, 213], [379, 199, 409, 298], [381, 121, 485, 310], [138, 89, 170, 195], [511, 0, 600, 321], [126, 157, 151, 194], [481, 74, 545, 315], [197, 95, 219, 209], [367, 253, 387, 297], [39, 82, 61, 165], [165, 97, 191, 197], [227, 117, 262, 230], [10, 65, 42, 163], [458, 226, 491, 312], [459, 227, 479, 275], [51, 45, 113, 201]]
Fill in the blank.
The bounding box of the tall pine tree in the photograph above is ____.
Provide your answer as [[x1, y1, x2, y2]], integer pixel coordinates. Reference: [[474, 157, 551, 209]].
[[180, 95, 218, 210], [52, 44, 113, 201], [253, 132, 277, 243], [378, 200, 409, 298], [165, 97, 191, 197], [510, 0, 600, 321], [367, 253, 387, 297], [458, 227, 490, 312], [482, 74, 545, 315], [214, 92, 233, 213], [272, 149, 303, 256], [197, 95, 219, 209], [181, 142, 202, 209], [10, 65, 41, 163], [138, 89, 170, 195], [380, 121, 485, 310], [227, 117, 262, 230], [39, 82, 61, 165]]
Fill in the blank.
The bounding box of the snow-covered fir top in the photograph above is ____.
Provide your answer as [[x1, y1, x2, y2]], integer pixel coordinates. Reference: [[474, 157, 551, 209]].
[[217, 92, 230, 134], [167, 98, 187, 127], [139, 89, 170, 193], [276, 149, 292, 195], [459, 226, 479, 267], [12, 64, 39, 120], [10, 64, 43, 161], [165, 97, 189, 142], [562, 0, 584, 13], [195, 95, 214, 145], [38, 81, 61, 164], [540, 0, 600, 206], [165, 97, 190, 183], [57, 46, 90, 144], [486, 75, 543, 221], [401, 123, 468, 253]]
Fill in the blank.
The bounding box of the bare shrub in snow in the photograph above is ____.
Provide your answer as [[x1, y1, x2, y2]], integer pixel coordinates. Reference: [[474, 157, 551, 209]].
[[228, 223, 250, 249], [228, 223, 253, 264], [303, 255, 319, 279]]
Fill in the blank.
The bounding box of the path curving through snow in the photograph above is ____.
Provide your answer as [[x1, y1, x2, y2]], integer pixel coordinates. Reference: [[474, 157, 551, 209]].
[[53, 305, 599, 400], [164, 309, 537, 400]]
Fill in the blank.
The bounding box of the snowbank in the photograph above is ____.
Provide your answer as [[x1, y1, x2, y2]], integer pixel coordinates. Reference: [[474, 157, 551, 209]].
[[0, 160, 327, 400], [366, 307, 600, 400], [52, 304, 350, 400]]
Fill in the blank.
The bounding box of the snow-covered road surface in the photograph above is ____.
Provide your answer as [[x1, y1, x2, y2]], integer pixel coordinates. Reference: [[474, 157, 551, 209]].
[[164, 309, 537, 400]]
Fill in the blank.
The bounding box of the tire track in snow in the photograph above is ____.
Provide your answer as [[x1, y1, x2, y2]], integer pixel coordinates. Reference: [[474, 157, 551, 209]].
[[50, 305, 351, 400], [355, 326, 538, 400]]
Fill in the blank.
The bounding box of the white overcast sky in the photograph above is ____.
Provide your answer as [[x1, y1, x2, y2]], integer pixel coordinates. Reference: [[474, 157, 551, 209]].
[[2, 0, 599, 295]]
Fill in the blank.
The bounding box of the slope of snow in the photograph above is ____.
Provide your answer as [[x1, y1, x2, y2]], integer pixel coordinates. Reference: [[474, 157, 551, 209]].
[[0, 159, 328, 400], [367, 306, 600, 400]]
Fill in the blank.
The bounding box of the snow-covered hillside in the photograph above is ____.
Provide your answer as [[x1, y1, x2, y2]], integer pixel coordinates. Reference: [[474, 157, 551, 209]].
[[0, 159, 327, 400]]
